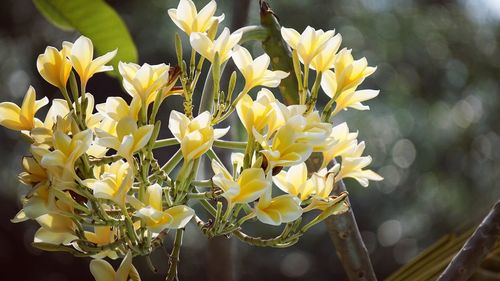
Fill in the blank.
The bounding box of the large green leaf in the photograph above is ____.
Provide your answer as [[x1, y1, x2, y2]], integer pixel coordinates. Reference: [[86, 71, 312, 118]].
[[33, 0, 138, 75]]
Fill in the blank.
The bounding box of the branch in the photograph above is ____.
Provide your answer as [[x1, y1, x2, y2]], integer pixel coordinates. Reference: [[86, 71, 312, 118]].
[[437, 200, 500, 281], [325, 178, 378, 281], [259, 0, 300, 105]]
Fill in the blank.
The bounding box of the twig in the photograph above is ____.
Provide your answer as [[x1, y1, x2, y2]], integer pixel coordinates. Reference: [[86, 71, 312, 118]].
[[166, 229, 184, 281], [437, 200, 500, 281]]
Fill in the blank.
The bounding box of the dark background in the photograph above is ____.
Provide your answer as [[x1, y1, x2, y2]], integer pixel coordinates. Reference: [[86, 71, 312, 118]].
[[1, 0, 500, 280]]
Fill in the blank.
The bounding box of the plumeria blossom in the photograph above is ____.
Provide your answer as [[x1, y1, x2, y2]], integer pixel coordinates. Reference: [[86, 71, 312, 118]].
[[321, 69, 379, 115], [84, 226, 118, 259], [334, 141, 383, 187], [169, 111, 228, 161], [257, 108, 331, 168], [68, 35, 117, 86], [211, 159, 270, 206], [37, 42, 72, 89], [0, 3, 384, 279], [330, 48, 377, 94], [273, 163, 317, 201], [34, 201, 77, 245], [40, 128, 93, 183], [310, 32, 342, 72], [0, 86, 48, 131], [322, 122, 358, 168], [95, 117, 154, 161], [254, 190, 302, 226], [190, 27, 242, 63], [135, 184, 195, 233], [118, 62, 173, 107], [236, 88, 285, 136], [83, 160, 133, 207], [232, 45, 289, 92], [281, 26, 336, 66], [168, 0, 224, 35], [90, 251, 141, 281], [258, 121, 314, 168]]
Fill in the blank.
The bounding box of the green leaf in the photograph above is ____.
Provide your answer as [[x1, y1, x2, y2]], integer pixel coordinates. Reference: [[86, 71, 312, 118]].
[[33, 0, 138, 75]]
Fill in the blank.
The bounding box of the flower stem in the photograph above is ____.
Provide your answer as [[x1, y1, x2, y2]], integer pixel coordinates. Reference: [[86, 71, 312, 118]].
[[166, 229, 184, 281]]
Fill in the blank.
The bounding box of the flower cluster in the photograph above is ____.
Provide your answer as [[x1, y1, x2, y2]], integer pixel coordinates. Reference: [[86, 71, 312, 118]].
[[0, 0, 382, 279]]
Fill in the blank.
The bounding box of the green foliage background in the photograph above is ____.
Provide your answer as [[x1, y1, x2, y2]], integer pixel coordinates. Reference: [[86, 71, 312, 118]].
[[0, 0, 499, 280]]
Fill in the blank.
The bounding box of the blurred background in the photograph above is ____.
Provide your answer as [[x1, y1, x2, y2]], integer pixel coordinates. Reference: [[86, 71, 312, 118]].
[[1, 0, 500, 280]]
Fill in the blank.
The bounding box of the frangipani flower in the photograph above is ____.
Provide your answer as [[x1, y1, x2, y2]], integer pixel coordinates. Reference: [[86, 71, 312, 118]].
[[40, 129, 93, 182], [190, 27, 242, 64], [0, 86, 48, 131], [321, 69, 379, 115], [211, 160, 270, 206], [118, 62, 170, 106], [37, 42, 72, 89], [83, 160, 133, 207], [259, 122, 313, 168], [281, 26, 335, 66], [273, 163, 317, 201], [232, 45, 289, 92], [68, 35, 117, 86], [254, 190, 302, 226], [310, 33, 342, 72], [322, 122, 358, 167], [34, 202, 77, 245], [96, 97, 141, 123], [169, 111, 228, 161], [135, 184, 195, 233], [331, 48, 377, 94], [236, 88, 285, 136], [95, 117, 154, 161], [84, 226, 118, 259], [335, 141, 383, 187], [168, 0, 224, 35], [90, 251, 141, 281]]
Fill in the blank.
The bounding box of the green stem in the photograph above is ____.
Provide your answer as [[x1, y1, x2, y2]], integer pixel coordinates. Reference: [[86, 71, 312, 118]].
[[213, 139, 246, 150], [154, 138, 178, 149], [306, 72, 322, 113], [166, 229, 184, 281]]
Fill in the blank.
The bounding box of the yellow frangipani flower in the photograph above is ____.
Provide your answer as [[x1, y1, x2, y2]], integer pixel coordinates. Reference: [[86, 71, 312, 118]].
[[40, 129, 93, 181], [333, 48, 377, 94], [321, 122, 358, 168], [68, 35, 117, 86], [168, 0, 224, 35], [118, 62, 170, 106], [211, 160, 270, 205], [254, 190, 302, 226], [258, 122, 313, 168], [90, 251, 141, 281], [0, 86, 48, 131], [190, 27, 242, 64], [95, 117, 154, 161], [321, 69, 379, 115], [281, 26, 335, 66], [84, 226, 118, 259], [83, 160, 133, 207], [96, 97, 141, 124], [135, 184, 195, 233], [272, 163, 317, 201], [236, 88, 285, 136], [169, 111, 228, 161], [37, 42, 72, 89], [310, 33, 342, 72], [34, 201, 77, 245], [232, 45, 289, 92], [334, 141, 383, 187]]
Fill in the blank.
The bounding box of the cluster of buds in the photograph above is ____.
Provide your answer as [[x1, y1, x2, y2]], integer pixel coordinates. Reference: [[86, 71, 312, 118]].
[[0, 0, 382, 280]]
